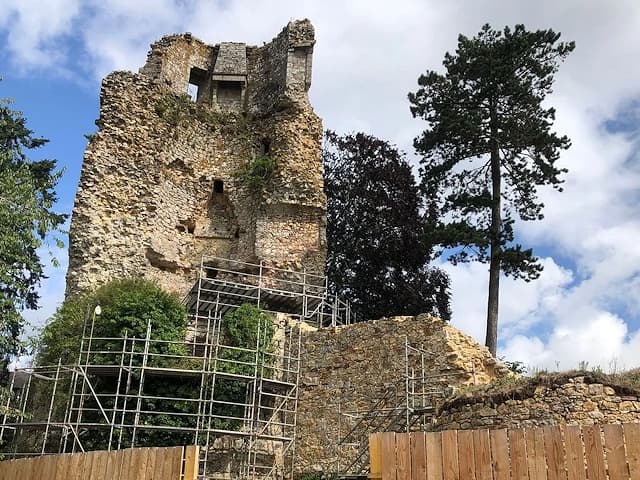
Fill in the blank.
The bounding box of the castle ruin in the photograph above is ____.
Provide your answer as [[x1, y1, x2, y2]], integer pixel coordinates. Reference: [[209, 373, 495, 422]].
[[6, 19, 513, 480], [66, 19, 326, 297]]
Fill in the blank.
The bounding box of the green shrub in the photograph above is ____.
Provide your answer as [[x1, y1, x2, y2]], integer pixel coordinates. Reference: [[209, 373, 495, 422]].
[[212, 304, 276, 430], [38, 277, 188, 366], [235, 155, 276, 190]]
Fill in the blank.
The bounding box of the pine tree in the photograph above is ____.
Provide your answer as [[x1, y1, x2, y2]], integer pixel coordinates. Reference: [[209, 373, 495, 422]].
[[408, 25, 574, 355]]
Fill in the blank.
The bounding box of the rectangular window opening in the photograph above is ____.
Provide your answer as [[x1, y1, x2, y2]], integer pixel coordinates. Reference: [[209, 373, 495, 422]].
[[188, 67, 208, 102]]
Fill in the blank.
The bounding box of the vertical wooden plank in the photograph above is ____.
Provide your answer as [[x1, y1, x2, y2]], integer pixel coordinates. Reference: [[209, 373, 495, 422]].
[[0, 459, 11, 480], [426, 431, 444, 480], [104, 450, 119, 480], [55, 454, 70, 480], [92, 451, 109, 480], [526, 428, 539, 480], [21, 458, 33, 480], [146, 447, 159, 479], [30, 455, 40, 479], [411, 433, 427, 480], [397, 434, 411, 480], [533, 428, 548, 480], [564, 425, 586, 480], [175, 446, 185, 479], [153, 447, 166, 480], [382, 433, 397, 480], [183, 446, 200, 480], [472, 429, 491, 480], [510, 429, 529, 480], [625, 423, 640, 480], [489, 429, 509, 480], [604, 424, 629, 480], [68, 451, 83, 480], [8, 459, 19, 480], [457, 431, 475, 480], [161, 448, 174, 480], [30, 456, 44, 480], [544, 426, 567, 480], [370, 433, 383, 480], [77, 452, 91, 480], [120, 448, 133, 480], [128, 448, 141, 480], [46, 455, 59, 479], [583, 425, 606, 480], [441, 430, 459, 480], [12, 459, 23, 480]]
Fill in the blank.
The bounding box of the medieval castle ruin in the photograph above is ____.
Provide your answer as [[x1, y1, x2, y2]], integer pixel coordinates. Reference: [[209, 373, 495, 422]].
[[4, 19, 640, 480], [66, 19, 326, 297]]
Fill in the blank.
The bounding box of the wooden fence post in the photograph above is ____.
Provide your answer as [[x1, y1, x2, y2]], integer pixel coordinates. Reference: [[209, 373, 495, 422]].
[[183, 446, 199, 480]]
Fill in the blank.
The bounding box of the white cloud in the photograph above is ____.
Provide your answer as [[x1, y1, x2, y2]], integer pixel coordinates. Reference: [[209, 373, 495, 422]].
[[0, 0, 81, 73], [1, 0, 640, 371]]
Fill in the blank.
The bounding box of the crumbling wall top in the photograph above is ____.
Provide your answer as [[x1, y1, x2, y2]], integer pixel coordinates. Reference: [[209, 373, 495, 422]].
[[137, 19, 316, 114]]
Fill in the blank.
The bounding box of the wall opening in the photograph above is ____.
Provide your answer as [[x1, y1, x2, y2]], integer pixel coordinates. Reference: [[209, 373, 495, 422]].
[[261, 138, 271, 156], [213, 179, 224, 194], [188, 67, 208, 102]]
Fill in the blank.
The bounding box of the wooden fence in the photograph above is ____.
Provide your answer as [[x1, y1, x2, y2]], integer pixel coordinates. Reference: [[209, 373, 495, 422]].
[[0, 445, 199, 480], [370, 423, 640, 480]]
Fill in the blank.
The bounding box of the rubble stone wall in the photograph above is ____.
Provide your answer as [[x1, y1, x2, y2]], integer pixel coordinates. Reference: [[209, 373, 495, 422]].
[[66, 20, 325, 296], [432, 375, 640, 431], [295, 315, 511, 473]]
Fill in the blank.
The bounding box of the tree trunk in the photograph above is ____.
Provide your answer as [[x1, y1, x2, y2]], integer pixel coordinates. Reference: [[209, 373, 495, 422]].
[[486, 108, 501, 357]]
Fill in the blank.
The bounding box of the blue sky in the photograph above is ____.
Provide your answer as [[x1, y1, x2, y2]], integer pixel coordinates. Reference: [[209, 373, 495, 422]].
[[1, 0, 639, 371]]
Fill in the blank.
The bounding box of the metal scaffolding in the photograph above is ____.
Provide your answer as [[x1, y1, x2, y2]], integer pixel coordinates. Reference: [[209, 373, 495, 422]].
[[0, 256, 350, 479], [334, 338, 454, 477]]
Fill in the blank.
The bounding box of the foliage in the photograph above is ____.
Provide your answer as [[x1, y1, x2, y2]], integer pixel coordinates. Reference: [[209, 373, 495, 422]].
[[0, 84, 67, 368], [500, 357, 528, 375], [235, 155, 277, 191], [155, 92, 251, 136], [154, 93, 192, 126], [323, 130, 451, 321], [214, 304, 275, 430], [38, 278, 188, 366], [408, 24, 574, 354], [34, 278, 191, 449]]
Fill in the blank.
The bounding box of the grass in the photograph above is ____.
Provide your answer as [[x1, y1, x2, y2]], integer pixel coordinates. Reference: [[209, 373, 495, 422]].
[[441, 368, 640, 411]]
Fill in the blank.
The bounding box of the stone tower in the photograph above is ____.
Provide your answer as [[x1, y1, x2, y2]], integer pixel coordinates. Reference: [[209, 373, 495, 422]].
[[66, 20, 326, 296]]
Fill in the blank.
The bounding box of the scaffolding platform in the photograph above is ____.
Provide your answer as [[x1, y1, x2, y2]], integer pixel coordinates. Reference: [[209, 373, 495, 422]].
[[1, 256, 355, 480], [185, 256, 355, 327]]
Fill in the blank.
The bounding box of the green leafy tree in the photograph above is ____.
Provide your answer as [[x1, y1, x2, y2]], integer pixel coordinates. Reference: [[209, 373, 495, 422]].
[[323, 130, 451, 321], [36, 278, 192, 449], [408, 25, 574, 355], [0, 85, 66, 369], [38, 277, 188, 366]]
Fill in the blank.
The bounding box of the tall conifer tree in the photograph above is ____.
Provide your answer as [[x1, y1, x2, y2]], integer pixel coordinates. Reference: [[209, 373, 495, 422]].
[[409, 25, 574, 355]]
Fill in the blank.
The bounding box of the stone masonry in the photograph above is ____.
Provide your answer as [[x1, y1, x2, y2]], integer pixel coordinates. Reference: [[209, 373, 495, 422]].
[[66, 20, 325, 296], [431, 373, 640, 432], [295, 315, 511, 473]]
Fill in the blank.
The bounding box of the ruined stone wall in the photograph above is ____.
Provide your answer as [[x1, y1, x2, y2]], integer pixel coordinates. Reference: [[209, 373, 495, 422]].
[[295, 315, 511, 473], [66, 20, 325, 296], [432, 374, 640, 432]]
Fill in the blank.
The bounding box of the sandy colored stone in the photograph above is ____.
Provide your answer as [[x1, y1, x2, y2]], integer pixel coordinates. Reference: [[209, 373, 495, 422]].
[[66, 20, 326, 297]]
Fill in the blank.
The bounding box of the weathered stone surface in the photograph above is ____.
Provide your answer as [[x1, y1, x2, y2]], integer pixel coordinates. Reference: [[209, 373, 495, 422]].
[[432, 375, 640, 431], [295, 314, 510, 473], [66, 20, 326, 297]]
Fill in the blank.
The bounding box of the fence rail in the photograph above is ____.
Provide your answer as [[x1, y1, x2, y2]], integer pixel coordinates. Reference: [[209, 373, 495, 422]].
[[370, 423, 640, 480], [0, 445, 199, 480]]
